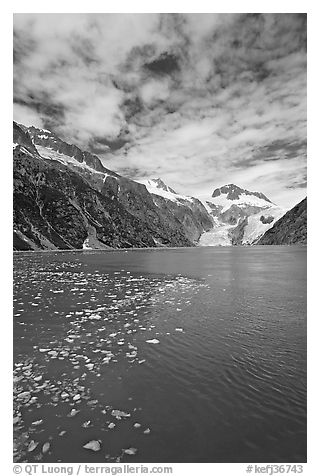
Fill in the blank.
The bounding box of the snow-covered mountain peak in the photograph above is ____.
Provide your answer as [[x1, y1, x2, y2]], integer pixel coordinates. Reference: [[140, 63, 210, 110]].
[[212, 183, 273, 204], [144, 178, 177, 194], [198, 183, 287, 246], [27, 125, 55, 138], [25, 125, 110, 175], [206, 183, 274, 215], [138, 178, 192, 203]]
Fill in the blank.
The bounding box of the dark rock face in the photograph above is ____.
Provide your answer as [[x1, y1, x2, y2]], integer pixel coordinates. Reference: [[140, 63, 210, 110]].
[[13, 148, 160, 250], [100, 176, 194, 247], [260, 215, 274, 224], [219, 204, 267, 225], [13, 122, 39, 155], [149, 194, 213, 243], [151, 178, 177, 194], [212, 183, 272, 203], [257, 198, 307, 245], [13, 123, 201, 250], [229, 217, 248, 245], [205, 202, 223, 216]]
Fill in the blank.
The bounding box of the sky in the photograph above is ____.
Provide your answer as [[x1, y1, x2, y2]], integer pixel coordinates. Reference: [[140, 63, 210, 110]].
[[13, 13, 307, 208]]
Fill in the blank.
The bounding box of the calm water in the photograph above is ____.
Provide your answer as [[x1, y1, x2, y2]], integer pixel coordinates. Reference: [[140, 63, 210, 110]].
[[13, 246, 307, 463]]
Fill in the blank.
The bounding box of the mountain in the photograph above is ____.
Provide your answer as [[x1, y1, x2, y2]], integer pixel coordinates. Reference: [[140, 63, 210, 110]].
[[257, 198, 307, 245], [211, 183, 272, 203], [199, 184, 287, 246], [143, 178, 177, 195], [13, 122, 212, 251], [139, 178, 213, 242]]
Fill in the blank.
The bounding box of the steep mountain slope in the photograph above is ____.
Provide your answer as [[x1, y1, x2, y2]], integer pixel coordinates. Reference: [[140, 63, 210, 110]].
[[13, 123, 211, 250], [139, 178, 213, 242], [24, 125, 213, 246], [257, 198, 307, 245], [199, 184, 287, 246], [13, 143, 158, 251]]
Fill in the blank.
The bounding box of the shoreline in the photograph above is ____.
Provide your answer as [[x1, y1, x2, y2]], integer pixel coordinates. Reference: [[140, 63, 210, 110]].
[[13, 243, 307, 254]]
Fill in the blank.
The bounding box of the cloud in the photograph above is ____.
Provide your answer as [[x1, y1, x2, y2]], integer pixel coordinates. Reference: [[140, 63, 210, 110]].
[[13, 103, 44, 128], [13, 13, 306, 208], [139, 78, 170, 105]]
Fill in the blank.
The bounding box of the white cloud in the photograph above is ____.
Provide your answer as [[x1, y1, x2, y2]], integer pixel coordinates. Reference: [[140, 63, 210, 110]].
[[13, 13, 307, 208], [13, 103, 44, 128]]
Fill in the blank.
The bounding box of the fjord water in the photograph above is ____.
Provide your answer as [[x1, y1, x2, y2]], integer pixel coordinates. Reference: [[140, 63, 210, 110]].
[[13, 246, 306, 463]]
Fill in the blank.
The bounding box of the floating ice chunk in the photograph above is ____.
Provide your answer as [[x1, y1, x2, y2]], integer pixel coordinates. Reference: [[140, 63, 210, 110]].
[[31, 419, 43, 426], [124, 447, 137, 455], [17, 391, 31, 400], [108, 422, 115, 429], [146, 339, 160, 344], [111, 409, 131, 419], [42, 442, 50, 453], [28, 440, 39, 452], [83, 440, 101, 451], [133, 423, 141, 428], [89, 314, 101, 320], [87, 400, 98, 406], [175, 328, 184, 332], [48, 351, 58, 357], [143, 428, 151, 434]]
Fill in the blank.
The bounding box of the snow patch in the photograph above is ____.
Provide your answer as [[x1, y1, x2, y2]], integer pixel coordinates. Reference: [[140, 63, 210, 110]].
[[37, 145, 105, 177], [205, 192, 272, 213], [138, 178, 193, 205], [242, 206, 287, 244], [82, 238, 93, 250]]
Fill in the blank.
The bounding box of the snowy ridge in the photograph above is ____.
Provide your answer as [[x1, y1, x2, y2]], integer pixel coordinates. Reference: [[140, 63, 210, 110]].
[[138, 178, 193, 204], [37, 145, 111, 180], [242, 206, 287, 244], [205, 191, 273, 213]]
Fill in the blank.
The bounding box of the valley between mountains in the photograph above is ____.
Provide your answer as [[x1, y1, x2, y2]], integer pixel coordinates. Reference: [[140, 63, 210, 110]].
[[13, 122, 307, 251]]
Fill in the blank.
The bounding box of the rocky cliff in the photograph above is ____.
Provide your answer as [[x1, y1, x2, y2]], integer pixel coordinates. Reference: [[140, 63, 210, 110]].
[[257, 198, 307, 245], [13, 122, 212, 251], [139, 179, 213, 242]]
